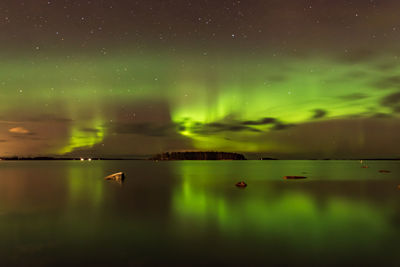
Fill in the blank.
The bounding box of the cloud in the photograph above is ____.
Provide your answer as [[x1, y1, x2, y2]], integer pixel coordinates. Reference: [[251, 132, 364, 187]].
[[312, 109, 327, 119], [8, 127, 38, 140], [374, 62, 399, 72], [241, 117, 295, 131], [9, 127, 31, 134], [393, 106, 400, 113], [80, 127, 100, 133], [110, 115, 297, 139], [0, 139, 7, 143], [371, 75, 400, 90], [183, 117, 295, 135], [371, 113, 393, 119], [271, 122, 296, 131], [338, 93, 369, 101], [242, 117, 276, 125], [190, 122, 262, 135], [381, 92, 400, 106], [380, 92, 400, 113]]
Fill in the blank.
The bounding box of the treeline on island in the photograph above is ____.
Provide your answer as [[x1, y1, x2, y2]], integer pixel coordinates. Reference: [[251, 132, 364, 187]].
[[151, 152, 246, 160]]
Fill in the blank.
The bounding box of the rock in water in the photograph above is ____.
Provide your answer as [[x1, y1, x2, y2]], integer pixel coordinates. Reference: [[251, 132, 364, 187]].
[[235, 181, 247, 188], [378, 170, 391, 173], [283, 176, 307, 180], [105, 172, 125, 183]]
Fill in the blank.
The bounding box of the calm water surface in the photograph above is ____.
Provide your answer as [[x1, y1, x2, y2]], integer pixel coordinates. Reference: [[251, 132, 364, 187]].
[[0, 160, 399, 266]]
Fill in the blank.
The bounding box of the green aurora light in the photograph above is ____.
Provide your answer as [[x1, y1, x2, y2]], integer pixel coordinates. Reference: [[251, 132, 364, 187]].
[[0, 50, 399, 157]]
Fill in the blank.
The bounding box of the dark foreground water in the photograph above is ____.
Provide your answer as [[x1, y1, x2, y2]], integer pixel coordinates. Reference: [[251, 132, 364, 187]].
[[0, 160, 399, 266]]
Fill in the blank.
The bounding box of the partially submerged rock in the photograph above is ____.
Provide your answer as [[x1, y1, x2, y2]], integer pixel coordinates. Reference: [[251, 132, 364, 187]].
[[379, 170, 391, 173], [283, 176, 307, 180], [105, 172, 125, 183], [235, 181, 247, 188], [361, 165, 369, 168]]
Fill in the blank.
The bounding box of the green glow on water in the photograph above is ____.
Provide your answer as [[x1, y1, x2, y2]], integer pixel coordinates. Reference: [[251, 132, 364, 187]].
[[171, 161, 392, 253], [67, 164, 104, 210]]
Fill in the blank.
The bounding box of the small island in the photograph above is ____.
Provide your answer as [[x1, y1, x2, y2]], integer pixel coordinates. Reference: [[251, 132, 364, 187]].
[[151, 151, 246, 160]]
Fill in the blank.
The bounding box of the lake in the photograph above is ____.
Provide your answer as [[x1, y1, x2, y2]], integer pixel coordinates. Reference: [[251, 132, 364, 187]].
[[0, 160, 399, 266]]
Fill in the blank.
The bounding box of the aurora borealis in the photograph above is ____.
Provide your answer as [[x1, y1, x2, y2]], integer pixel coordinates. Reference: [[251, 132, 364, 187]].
[[1, 0, 400, 158]]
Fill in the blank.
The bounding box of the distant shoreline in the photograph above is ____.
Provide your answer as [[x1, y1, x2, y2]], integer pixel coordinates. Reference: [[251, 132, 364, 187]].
[[0, 157, 145, 161], [150, 152, 246, 160], [1, 157, 399, 161]]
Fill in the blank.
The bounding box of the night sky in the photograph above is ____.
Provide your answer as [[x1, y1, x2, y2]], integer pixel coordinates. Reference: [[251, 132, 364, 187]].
[[1, 0, 400, 158]]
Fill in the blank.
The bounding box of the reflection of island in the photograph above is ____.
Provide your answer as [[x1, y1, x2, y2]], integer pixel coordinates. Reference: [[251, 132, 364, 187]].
[[151, 152, 246, 160]]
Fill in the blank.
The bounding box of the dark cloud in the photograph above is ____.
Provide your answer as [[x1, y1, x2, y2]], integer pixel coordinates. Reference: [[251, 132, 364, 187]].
[[380, 92, 400, 113], [262, 117, 400, 159], [227, 125, 260, 132], [381, 92, 400, 106], [0, 139, 7, 143], [393, 106, 400, 113], [338, 93, 369, 101], [336, 109, 394, 120], [371, 75, 400, 90], [190, 122, 261, 135], [80, 127, 100, 133], [272, 122, 296, 131], [242, 117, 276, 125], [186, 117, 295, 135], [109, 115, 295, 139], [371, 113, 393, 119], [312, 109, 327, 119], [207, 122, 224, 128], [375, 62, 399, 72]]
